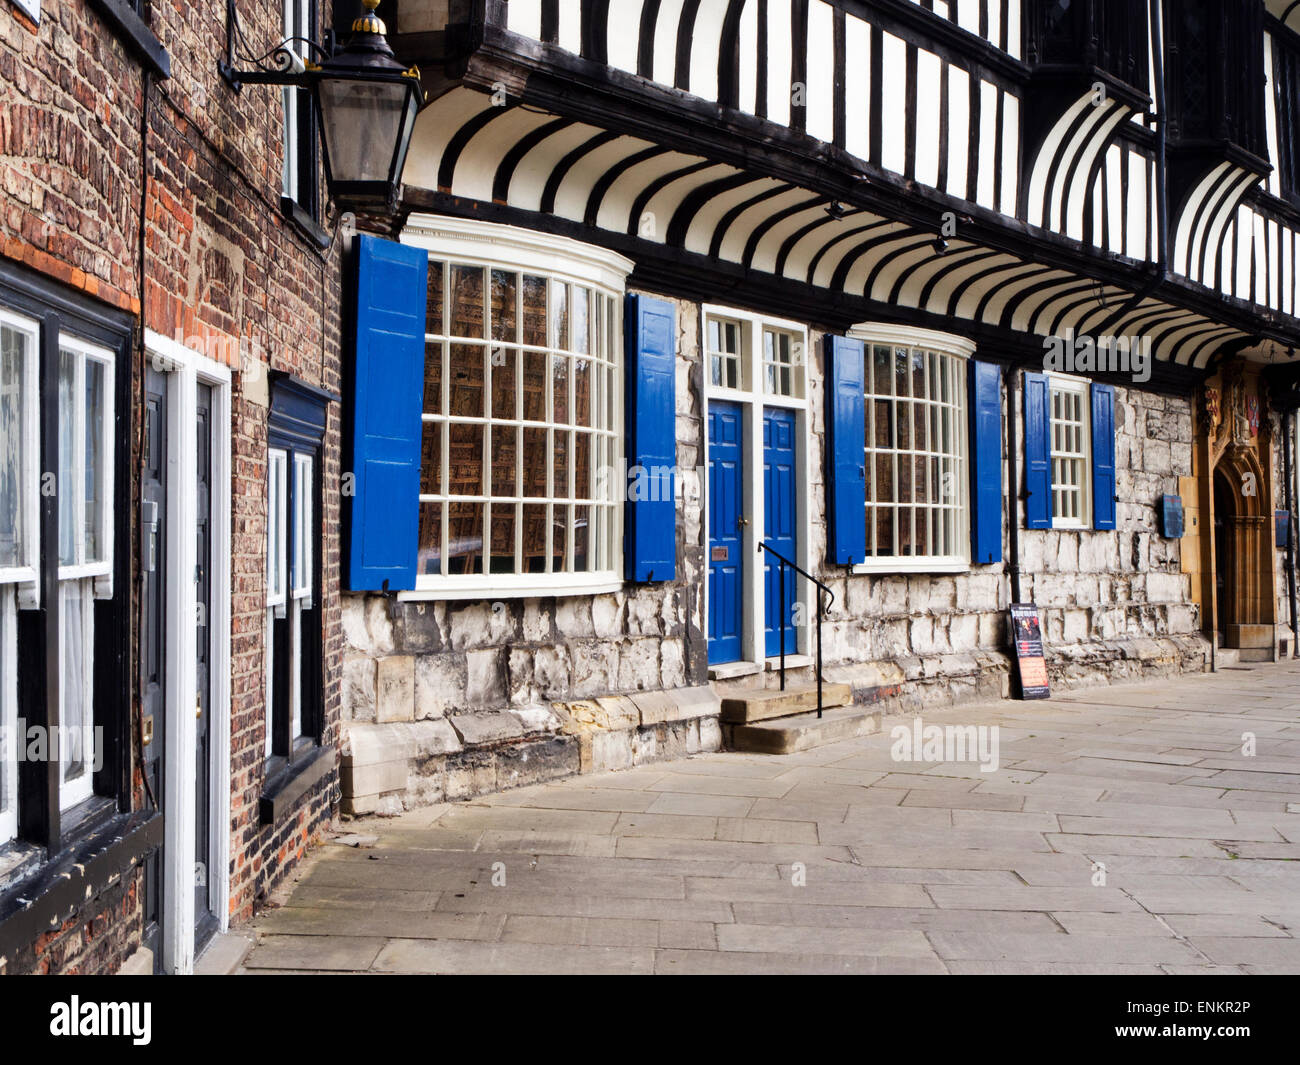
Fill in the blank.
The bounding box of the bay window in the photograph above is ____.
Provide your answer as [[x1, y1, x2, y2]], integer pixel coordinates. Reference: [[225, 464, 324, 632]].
[[408, 222, 630, 596], [853, 327, 972, 568]]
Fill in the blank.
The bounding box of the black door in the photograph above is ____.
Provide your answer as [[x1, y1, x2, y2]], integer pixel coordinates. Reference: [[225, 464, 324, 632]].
[[141, 368, 167, 969], [194, 383, 217, 951]]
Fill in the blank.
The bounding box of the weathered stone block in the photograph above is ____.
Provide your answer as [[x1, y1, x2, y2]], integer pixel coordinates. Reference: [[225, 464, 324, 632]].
[[631, 685, 720, 726], [591, 729, 633, 773], [450, 711, 524, 746], [341, 656, 377, 723], [414, 653, 463, 719], [376, 655, 416, 723], [466, 648, 505, 706]]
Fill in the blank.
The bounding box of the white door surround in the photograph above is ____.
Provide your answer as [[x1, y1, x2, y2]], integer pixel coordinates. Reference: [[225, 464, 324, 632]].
[[143, 329, 233, 974]]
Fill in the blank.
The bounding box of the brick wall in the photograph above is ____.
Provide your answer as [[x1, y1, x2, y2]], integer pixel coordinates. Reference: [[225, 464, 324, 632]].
[[0, 0, 345, 967]]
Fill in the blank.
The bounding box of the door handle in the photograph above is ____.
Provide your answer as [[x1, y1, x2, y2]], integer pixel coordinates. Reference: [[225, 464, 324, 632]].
[[737, 516, 750, 529], [195, 693, 203, 720]]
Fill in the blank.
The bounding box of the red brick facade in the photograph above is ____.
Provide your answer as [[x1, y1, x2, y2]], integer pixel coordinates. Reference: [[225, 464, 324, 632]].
[[0, 0, 344, 971]]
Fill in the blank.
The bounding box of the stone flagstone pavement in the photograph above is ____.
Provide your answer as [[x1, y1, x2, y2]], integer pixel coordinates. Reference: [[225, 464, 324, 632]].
[[240, 661, 1300, 974]]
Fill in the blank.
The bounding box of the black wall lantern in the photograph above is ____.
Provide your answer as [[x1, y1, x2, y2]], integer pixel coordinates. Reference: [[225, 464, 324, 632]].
[[219, 0, 422, 217]]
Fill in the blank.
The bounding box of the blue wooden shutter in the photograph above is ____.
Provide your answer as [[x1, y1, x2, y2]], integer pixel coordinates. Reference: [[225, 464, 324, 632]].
[[625, 294, 676, 582], [968, 360, 1003, 564], [1023, 372, 1051, 530], [1091, 383, 1117, 530], [344, 234, 428, 591], [825, 335, 866, 565]]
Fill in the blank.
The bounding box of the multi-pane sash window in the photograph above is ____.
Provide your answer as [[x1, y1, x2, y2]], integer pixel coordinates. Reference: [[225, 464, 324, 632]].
[[1049, 376, 1091, 528], [762, 329, 803, 399], [860, 335, 970, 563], [281, 0, 317, 213], [417, 255, 622, 590], [57, 338, 114, 810], [707, 318, 744, 390]]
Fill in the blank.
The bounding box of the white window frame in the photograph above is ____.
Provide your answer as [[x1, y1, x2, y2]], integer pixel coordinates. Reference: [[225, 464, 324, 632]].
[[56, 336, 115, 593], [847, 324, 974, 575], [290, 452, 313, 742], [265, 448, 289, 758], [56, 333, 114, 812], [0, 586, 17, 845], [1046, 372, 1092, 531], [0, 307, 40, 606], [10, 2, 39, 26], [281, 0, 313, 204], [58, 579, 96, 811], [400, 216, 634, 600]]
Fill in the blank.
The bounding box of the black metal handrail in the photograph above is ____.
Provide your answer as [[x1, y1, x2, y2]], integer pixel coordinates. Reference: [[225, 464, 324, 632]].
[[758, 542, 835, 718]]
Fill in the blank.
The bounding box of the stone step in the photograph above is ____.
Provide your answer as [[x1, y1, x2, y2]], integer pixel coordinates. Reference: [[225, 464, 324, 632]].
[[1215, 648, 1240, 668], [719, 683, 852, 724], [1236, 647, 1274, 663], [726, 705, 882, 756]]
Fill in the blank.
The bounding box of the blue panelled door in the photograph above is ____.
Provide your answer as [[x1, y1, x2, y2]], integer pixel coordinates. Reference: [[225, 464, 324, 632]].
[[708, 402, 744, 665], [763, 408, 798, 657]]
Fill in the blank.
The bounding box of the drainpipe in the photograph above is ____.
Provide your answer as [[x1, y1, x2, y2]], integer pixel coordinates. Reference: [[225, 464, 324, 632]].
[[1004, 363, 1023, 606], [1285, 409, 1299, 656]]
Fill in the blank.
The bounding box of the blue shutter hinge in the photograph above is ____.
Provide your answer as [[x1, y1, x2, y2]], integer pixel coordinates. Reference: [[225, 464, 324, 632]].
[[380, 579, 400, 621]]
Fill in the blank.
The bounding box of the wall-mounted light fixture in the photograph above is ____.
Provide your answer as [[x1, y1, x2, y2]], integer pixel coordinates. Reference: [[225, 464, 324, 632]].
[[219, 0, 422, 218]]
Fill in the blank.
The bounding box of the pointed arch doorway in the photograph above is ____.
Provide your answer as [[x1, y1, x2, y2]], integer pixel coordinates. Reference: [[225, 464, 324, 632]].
[[1212, 448, 1273, 651]]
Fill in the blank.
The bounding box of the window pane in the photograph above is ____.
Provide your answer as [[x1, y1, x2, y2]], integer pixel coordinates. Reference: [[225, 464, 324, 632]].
[[426, 261, 445, 336], [447, 501, 483, 574], [492, 346, 517, 419], [523, 351, 546, 421], [490, 503, 516, 573], [420, 422, 442, 496], [84, 359, 105, 563], [553, 430, 569, 500], [423, 342, 444, 414], [61, 583, 88, 788], [58, 350, 76, 566], [449, 344, 484, 418], [573, 504, 590, 571], [522, 428, 547, 497], [522, 275, 547, 346], [448, 423, 484, 497], [553, 355, 569, 424], [574, 357, 592, 428], [573, 432, 592, 501], [522, 503, 548, 572], [552, 504, 567, 572], [491, 426, 517, 497], [449, 264, 485, 338], [550, 280, 568, 350], [0, 326, 25, 568], [491, 269, 517, 343], [572, 286, 590, 355], [417, 502, 443, 575]]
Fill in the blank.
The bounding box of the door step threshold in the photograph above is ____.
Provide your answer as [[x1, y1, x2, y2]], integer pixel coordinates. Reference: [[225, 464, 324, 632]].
[[765, 654, 814, 671], [726, 705, 882, 756], [194, 931, 255, 976], [708, 660, 764, 681], [720, 683, 853, 724]]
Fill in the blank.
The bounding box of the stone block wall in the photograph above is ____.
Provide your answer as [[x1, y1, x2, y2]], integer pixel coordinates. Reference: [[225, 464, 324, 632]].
[[340, 282, 1213, 814]]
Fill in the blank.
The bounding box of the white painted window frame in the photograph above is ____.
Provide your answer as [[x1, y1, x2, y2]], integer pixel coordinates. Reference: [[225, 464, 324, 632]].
[[400, 216, 634, 601], [0, 586, 17, 845], [0, 307, 40, 608], [57, 578, 95, 811], [143, 329, 235, 973], [281, 0, 312, 203], [56, 335, 115, 596], [1046, 372, 1093, 531], [290, 451, 313, 741], [848, 324, 974, 575], [265, 447, 289, 760], [10, 1, 39, 26], [702, 304, 812, 668]]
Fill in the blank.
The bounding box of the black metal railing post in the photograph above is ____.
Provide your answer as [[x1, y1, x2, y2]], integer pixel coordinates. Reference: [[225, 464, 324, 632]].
[[779, 564, 786, 691], [758, 542, 834, 718]]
